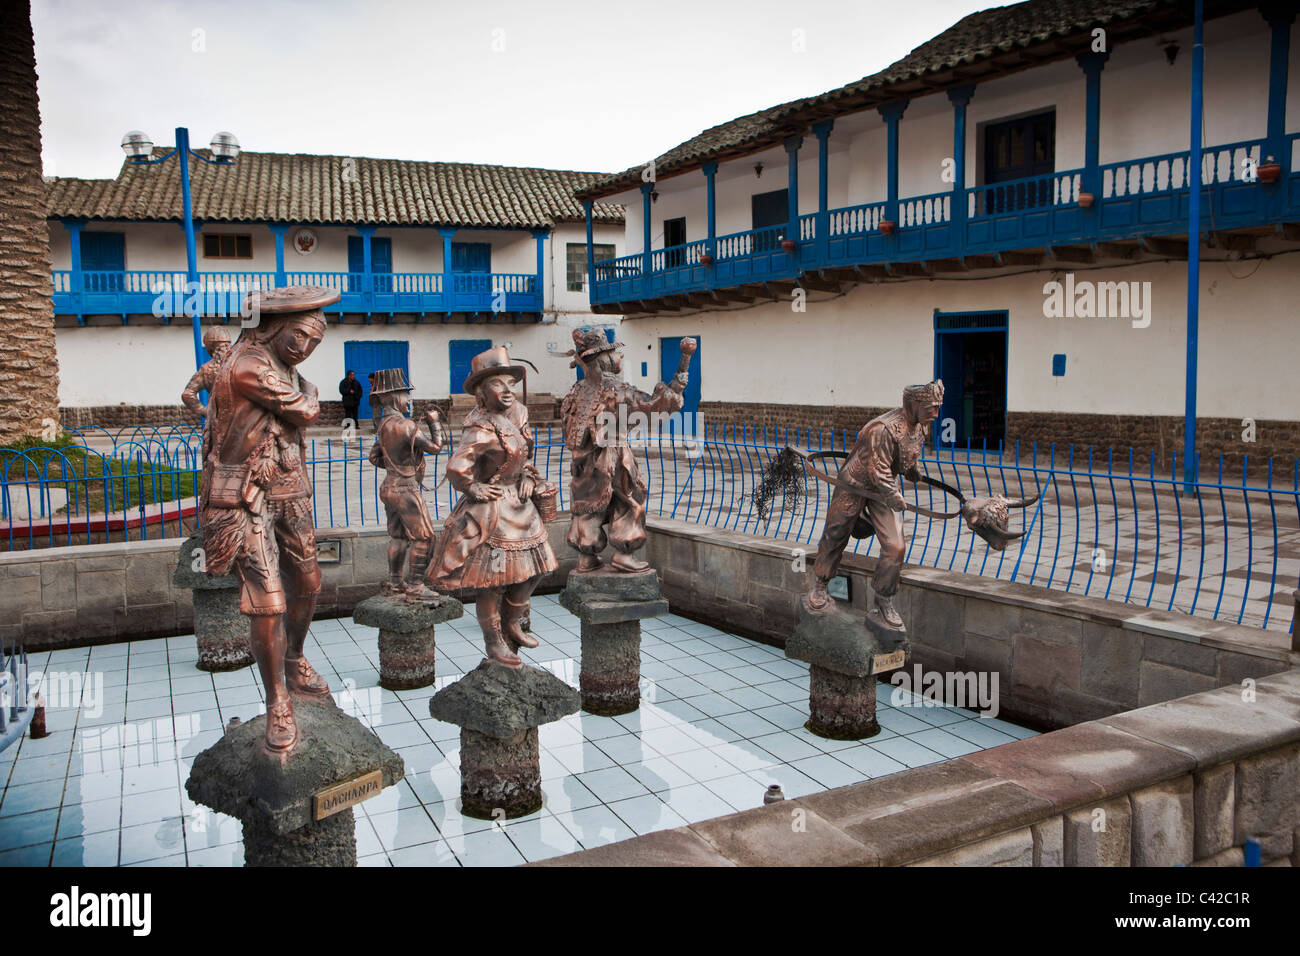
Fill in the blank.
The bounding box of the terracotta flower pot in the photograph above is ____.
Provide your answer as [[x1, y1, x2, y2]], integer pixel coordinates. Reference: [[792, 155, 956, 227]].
[[699, 253, 714, 266], [879, 219, 896, 235], [1258, 162, 1282, 184], [781, 239, 797, 253], [1077, 192, 1095, 208]]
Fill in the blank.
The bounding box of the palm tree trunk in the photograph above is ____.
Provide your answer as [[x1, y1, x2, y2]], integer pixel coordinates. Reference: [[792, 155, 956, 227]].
[[0, 0, 61, 444]]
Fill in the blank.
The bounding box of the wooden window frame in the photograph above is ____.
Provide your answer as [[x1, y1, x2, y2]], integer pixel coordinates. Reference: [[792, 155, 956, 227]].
[[202, 233, 255, 260]]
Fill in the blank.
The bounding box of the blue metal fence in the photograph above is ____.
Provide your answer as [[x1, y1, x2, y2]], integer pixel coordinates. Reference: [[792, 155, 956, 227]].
[[3, 423, 1296, 633]]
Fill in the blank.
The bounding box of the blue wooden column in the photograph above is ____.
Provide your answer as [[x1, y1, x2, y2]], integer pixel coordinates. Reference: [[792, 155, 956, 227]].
[[269, 223, 288, 287], [640, 181, 653, 280], [784, 134, 802, 253], [1076, 51, 1110, 208], [1262, 5, 1295, 176], [583, 200, 595, 293], [878, 100, 909, 228], [812, 122, 833, 261], [440, 227, 456, 316], [65, 220, 85, 324], [357, 225, 375, 314], [946, 86, 975, 253], [531, 228, 548, 311], [702, 161, 717, 259]]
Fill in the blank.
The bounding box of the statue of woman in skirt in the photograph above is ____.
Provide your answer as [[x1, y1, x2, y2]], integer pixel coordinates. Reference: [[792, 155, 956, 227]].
[[426, 347, 559, 668]]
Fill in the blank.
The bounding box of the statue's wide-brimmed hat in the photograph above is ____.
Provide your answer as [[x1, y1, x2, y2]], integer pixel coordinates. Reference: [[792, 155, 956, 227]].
[[463, 346, 525, 394], [565, 327, 624, 369], [371, 368, 413, 395], [245, 284, 340, 317]]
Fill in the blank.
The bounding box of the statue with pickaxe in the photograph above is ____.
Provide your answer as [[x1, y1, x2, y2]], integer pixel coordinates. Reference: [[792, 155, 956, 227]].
[[755, 380, 1037, 629]]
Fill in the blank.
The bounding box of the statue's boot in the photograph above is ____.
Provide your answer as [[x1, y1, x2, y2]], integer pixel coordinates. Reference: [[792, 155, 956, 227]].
[[609, 551, 650, 573], [263, 698, 299, 755], [479, 608, 521, 669], [285, 654, 332, 699], [381, 578, 403, 596], [875, 595, 904, 629], [576, 553, 602, 572], [803, 578, 833, 612], [502, 596, 539, 650], [404, 583, 444, 605]]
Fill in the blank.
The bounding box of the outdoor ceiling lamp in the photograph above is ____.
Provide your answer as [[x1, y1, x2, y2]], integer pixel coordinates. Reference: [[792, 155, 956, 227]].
[[120, 130, 154, 160]]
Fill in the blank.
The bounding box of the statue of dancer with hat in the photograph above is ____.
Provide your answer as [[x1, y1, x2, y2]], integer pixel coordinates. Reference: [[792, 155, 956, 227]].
[[368, 368, 446, 604], [560, 328, 696, 573], [426, 347, 559, 668], [200, 285, 337, 757]]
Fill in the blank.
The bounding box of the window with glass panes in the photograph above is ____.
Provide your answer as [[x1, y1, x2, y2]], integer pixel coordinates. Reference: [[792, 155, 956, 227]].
[[203, 234, 253, 259], [567, 243, 614, 291]]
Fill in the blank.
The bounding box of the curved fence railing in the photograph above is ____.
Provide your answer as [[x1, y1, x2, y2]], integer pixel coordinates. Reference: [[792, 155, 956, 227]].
[[2, 423, 1296, 634]]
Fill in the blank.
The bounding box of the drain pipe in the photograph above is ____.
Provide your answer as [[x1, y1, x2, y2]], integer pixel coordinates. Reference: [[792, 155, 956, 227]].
[[1183, 0, 1204, 498]]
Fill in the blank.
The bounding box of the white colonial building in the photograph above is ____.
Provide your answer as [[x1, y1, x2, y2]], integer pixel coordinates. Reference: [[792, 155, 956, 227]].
[[44, 151, 626, 424], [574, 0, 1300, 467]]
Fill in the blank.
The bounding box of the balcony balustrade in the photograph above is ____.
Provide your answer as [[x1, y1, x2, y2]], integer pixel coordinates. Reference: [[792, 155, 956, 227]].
[[587, 136, 1298, 307]]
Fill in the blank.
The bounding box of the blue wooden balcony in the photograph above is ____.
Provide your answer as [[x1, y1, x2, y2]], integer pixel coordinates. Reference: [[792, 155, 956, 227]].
[[50, 269, 544, 320], [590, 136, 1300, 309]]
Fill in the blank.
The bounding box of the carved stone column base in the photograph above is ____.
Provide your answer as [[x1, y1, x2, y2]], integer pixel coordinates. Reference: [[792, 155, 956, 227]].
[[243, 809, 356, 867], [185, 698, 405, 868], [786, 600, 908, 741], [560, 567, 667, 717], [174, 534, 253, 672], [808, 664, 879, 739], [429, 660, 580, 820], [579, 620, 641, 716], [354, 593, 464, 690], [460, 727, 542, 819]]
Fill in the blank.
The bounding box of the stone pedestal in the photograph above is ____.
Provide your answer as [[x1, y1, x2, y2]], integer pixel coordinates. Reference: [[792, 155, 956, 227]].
[[185, 697, 404, 867], [559, 567, 668, 716], [429, 661, 580, 819], [173, 534, 253, 672], [786, 601, 909, 740], [353, 593, 464, 690]]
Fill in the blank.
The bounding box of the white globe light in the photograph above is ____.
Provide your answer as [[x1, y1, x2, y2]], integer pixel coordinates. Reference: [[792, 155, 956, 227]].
[[120, 130, 154, 159], [209, 131, 240, 160]]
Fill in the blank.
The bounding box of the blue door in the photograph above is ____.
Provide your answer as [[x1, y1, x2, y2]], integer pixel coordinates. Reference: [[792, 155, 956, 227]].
[[660, 336, 700, 436], [750, 190, 788, 253], [449, 339, 492, 394], [347, 237, 393, 293], [344, 340, 410, 412], [80, 232, 125, 291], [933, 311, 1007, 452], [451, 243, 491, 301]]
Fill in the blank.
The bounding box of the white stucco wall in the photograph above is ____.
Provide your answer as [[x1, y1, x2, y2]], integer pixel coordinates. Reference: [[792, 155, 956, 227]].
[[610, 257, 1299, 421]]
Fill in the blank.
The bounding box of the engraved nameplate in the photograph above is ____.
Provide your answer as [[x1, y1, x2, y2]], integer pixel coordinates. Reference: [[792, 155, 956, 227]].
[[313, 769, 382, 820], [872, 650, 906, 674]]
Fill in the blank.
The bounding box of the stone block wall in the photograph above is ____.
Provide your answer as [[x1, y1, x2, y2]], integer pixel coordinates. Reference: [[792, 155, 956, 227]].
[[0, 519, 577, 650], [643, 517, 1297, 729], [533, 669, 1300, 867]]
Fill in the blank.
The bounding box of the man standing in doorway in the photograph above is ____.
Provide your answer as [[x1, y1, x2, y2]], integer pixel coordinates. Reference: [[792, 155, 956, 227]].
[[339, 369, 362, 428]]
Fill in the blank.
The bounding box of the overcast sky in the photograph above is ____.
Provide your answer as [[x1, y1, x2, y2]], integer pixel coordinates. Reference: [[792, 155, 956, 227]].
[[33, 0, 991, 180]]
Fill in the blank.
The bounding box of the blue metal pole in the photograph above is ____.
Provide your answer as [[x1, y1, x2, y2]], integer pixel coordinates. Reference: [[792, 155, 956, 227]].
[[1184, 0, 1203, 497], [176, 127, 203, 373]]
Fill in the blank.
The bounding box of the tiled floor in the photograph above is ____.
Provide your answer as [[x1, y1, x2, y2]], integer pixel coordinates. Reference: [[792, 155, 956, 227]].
[[0, 594, 1036, 866]]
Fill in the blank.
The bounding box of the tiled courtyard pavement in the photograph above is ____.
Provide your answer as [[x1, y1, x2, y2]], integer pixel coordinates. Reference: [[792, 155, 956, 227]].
[[0, 594, 1035, 867]]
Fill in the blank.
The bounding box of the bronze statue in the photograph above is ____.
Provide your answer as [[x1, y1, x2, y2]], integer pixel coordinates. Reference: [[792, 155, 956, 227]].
[[426, 347, 559, 668], [199, 285, 337, 757], [367, 368, 446, 603], [181, 327, 232, 418], [756, 379, 1036, 629], [560, 329, 695, 573]]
